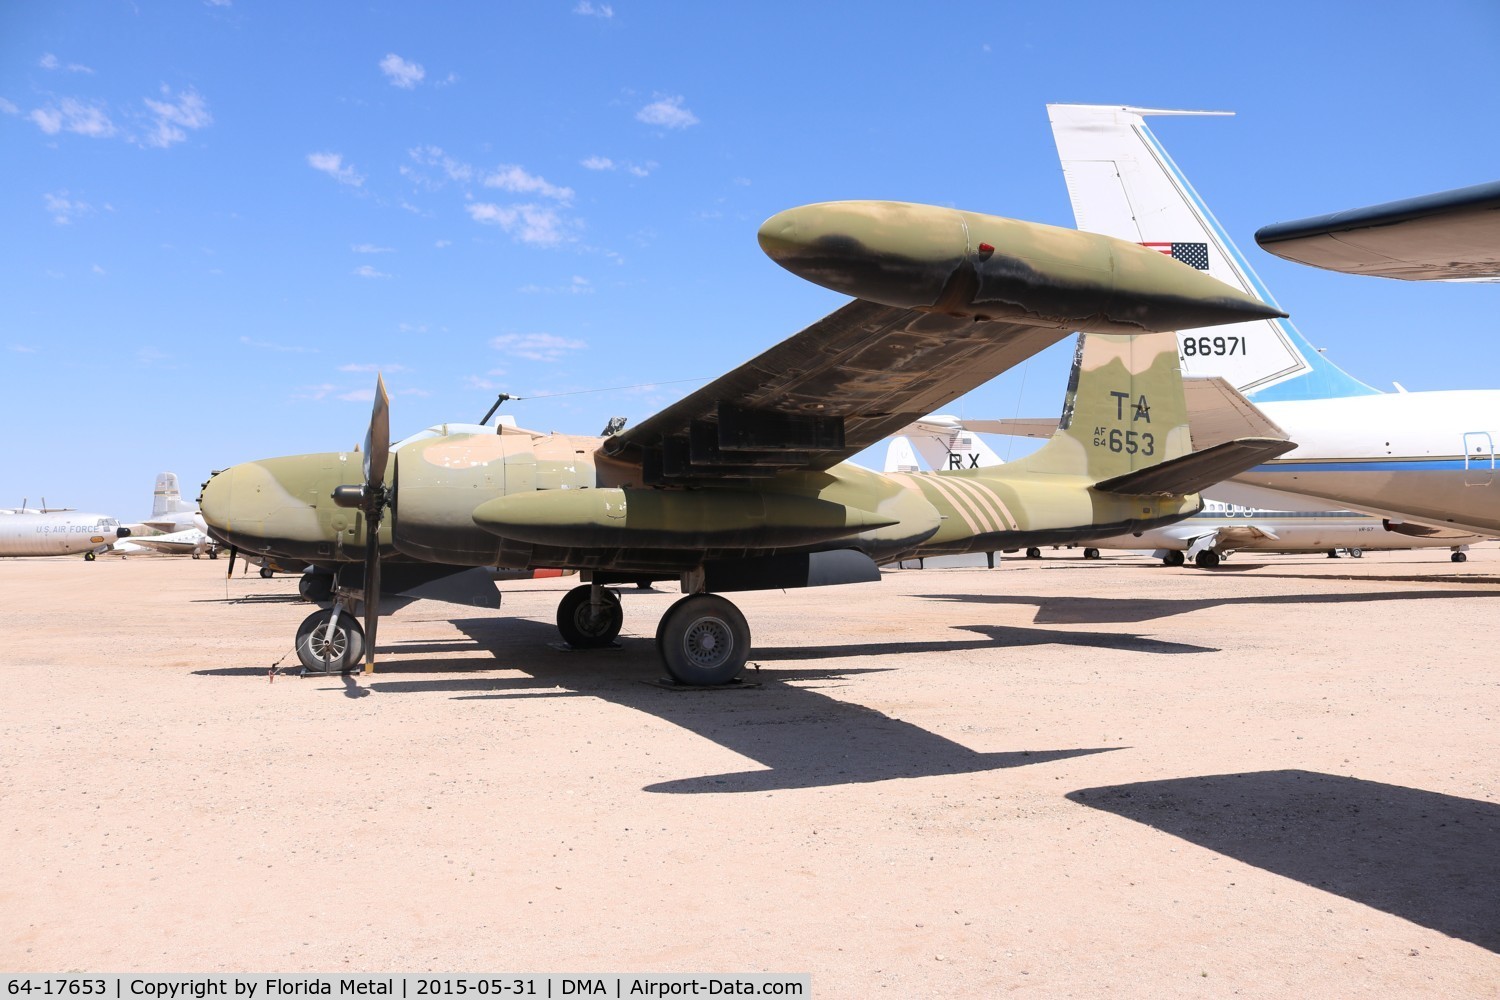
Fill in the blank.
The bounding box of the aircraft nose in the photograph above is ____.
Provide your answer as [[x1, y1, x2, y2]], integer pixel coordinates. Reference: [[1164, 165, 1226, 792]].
[[199, 465, 244, 541]]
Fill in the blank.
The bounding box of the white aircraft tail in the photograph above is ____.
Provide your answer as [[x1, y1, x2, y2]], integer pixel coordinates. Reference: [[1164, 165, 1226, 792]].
[[152, 472, 196, 517], [887, 416, 1004, 472], [1047, 104, 1379, 403], [884, 437, 921, 474]]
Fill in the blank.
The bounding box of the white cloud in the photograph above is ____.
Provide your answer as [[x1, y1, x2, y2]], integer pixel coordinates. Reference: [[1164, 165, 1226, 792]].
[[636, 95, 699, 129], [205, 0, 232, 7], [30, 98, 116, 138], [308, 152, 364, 186], [433, 240, 451, 249], [573, 2, 614, 17], [465, 375, 502, 392], [380, 53, 425, 89], [9, 344, 38, 354], [466, 202, 571, 247], [519, 276, 594, 295], [338, 363, 407, 373], [240, 335, 316, 353], [353, 264, 391, 279], [628, 162, 656, 177], [337, 388, 375, 403], [581, 155, 615, 171], [398, 322, 429, 334], [352, 243, 394, 253], [140, 86, 212, 148], [294, 383, 339, 401], [483, 165, 573, 202], [0, 98, 17, 115], [44, 191, 92, 225], [40, 53, 93, 73], [404, 145, 474, 187], [491, 332, 586, 362], [91, 264, 106, 275]]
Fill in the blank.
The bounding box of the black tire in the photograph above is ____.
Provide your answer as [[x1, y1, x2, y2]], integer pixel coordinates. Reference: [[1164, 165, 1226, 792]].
[[1453, 551, 1468, 563], [298, 573, 335, 603], [1194, 550, 1221, 569], [556, 584, 623, 648], [260, 567, 274, 578], [1026, 547, 1042, 559], [1163, 550, 1186, 567], [83, 551, 96, 562], [1084, 548, 1100, 560], [1348, 548, 1363, 559], [295, 609, 365, 673], [208, 548, 218, 560], [657, 594, 750, 686]]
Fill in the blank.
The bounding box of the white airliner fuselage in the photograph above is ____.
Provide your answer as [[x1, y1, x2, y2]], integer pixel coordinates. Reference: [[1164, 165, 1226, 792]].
[[1049, 103, 1500, 537], [0, 512, 130, 558]]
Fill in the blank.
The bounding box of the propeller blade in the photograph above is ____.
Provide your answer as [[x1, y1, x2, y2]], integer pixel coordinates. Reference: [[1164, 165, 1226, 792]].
[[363, 374, 391, 492], [362, 514, 381, 675], [226, 545, 238, 579]]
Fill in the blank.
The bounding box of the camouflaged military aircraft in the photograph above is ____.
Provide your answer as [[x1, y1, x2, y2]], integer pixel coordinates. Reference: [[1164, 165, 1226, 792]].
[[201, 200, 1291, 685]]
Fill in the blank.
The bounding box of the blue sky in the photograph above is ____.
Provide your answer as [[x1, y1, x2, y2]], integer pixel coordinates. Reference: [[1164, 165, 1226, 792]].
[[3, 2, 1498, 517]]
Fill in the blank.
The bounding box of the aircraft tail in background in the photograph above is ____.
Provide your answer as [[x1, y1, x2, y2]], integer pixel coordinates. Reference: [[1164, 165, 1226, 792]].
[[152, 472, 196, 517], [1047, 103, 1381, 403], [884, 416, 1004, 473]]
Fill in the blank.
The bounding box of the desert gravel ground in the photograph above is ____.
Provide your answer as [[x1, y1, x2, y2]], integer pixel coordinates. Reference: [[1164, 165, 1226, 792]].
[[2, 548, 1497, 997]]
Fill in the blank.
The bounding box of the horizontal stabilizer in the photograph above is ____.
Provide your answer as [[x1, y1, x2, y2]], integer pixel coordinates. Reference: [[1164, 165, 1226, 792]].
[[1094, 437, 1295, 497], [968, 378, 1285, 449]]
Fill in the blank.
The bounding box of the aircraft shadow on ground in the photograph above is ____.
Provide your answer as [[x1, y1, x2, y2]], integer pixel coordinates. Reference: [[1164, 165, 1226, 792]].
[[335, 616, 1123, 793], [1067, 770, 1500, 953], [922, 589, 1500, 626]]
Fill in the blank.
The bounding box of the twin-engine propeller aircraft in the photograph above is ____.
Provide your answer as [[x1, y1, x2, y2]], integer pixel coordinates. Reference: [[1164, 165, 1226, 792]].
[[201, 201, 1289, 684]]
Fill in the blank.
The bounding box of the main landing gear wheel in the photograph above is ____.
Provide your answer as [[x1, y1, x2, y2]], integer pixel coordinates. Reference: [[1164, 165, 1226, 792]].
[[1194, 550, 1222, 569], [295, 608, 365, 674], [557, 584, 623, 648], [1163, 550, 1186, 567], [1347, 548, 1364, 559], [658, 594, 750, 687], [83, 551, 96, 562], [260, 567, 274, 578], [1025, 547, 1042, 559], [1083, 548, 1101, 560], [1453, 551, 1468, 563]]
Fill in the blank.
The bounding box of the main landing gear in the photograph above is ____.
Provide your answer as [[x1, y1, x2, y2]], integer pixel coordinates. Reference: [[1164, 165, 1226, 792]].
[[1194, 550, 1222, 569], [555, 583, 751, 686], [1162, 550, 1187, 567]]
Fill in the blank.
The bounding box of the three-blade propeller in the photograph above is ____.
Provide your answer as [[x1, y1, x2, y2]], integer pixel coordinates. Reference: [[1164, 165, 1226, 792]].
[[332, 375, 391, 674]]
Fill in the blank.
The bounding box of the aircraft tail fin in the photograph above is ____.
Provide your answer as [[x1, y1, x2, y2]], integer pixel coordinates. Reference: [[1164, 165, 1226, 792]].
[[1047, 103, 1379, 402], [883, 437, 921, 474], [152, 472, 196, 516], [1008, 331, 1195, 483]]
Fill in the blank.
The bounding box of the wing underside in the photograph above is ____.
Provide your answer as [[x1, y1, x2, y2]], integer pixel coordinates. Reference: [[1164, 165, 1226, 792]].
[[603, 299, 1070, 483]]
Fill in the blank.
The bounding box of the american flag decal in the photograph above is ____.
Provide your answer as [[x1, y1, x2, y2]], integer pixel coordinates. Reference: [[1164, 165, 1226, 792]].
[[1140, 242, 1210, 270]]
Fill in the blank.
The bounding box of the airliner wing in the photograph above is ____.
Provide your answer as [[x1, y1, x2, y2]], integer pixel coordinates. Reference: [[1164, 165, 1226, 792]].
[[1255, 181, 1500, 282]]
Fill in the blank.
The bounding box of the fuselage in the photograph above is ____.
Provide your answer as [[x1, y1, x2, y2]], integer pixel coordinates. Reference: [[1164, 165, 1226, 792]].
[[201, 425, 1198, 576], [1243, 389, 1500, 536], [1091, 499, 1481, 555], [0, 512, 130, 557]]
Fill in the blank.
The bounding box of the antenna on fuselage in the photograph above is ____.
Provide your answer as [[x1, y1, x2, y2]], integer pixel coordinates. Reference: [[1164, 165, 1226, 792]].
[[479, 393, 514, 426]]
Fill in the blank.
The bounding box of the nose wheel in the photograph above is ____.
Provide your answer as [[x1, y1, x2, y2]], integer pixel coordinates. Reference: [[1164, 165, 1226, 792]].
[[295, 607, 366, 674]]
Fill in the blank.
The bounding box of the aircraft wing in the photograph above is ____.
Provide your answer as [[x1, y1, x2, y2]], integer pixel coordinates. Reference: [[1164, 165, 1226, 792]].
[[1255, 181, 1500, 281], [601, 200, 1283, 485], [603, 298, 1074, 480], [127, 535, 198, 554]]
